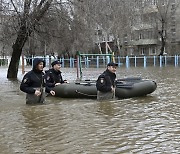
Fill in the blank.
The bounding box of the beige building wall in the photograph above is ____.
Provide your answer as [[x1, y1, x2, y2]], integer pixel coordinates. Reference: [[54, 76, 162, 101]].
[[174, 2, 180, 53], [127, 0, 180, 56]]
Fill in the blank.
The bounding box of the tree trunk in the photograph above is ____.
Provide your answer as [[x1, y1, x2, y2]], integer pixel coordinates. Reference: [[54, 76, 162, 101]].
[[159, 36, 165, 56], [7, 0, 53, 79], [159, 20, 166, 56], [7, 27, 28, 79]]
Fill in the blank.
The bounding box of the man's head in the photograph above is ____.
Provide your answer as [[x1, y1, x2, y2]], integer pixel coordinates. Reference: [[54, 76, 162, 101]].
[[51, 60, 62, 71], [107, 62, 118, 73], [33, 58, 45, 71]]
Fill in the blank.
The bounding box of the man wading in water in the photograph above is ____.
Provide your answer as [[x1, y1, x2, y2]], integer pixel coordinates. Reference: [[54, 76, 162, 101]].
[[96, 62, 118, 100], [45, 60, 68, 96], [20, 58, 54, 104]]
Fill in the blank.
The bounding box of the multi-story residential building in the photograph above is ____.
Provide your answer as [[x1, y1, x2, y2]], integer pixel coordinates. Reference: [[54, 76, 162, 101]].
[[129, 3, 158, 56], [172, 0, 180, 54], [95, 0, 180, 56], [128, 0, 179, 56]]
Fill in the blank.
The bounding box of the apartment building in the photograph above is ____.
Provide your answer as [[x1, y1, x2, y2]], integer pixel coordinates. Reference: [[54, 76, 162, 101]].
[[95, 0, 180, 56], [128, 0, 180, 56]]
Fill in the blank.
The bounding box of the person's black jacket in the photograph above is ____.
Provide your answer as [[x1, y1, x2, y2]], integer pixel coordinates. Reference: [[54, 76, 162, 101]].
[[45, 68, 64, 88], [96, 69, 116, 92], [20, 58, 51, 94]]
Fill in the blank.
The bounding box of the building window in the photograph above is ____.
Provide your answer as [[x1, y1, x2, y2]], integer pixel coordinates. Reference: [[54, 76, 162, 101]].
[[153, 0, 157, 5], [147, 31, 153, 39], [97, 30, 102, 36], [171, 28, 176, 33], [130, 48, 134, 55], [171, 15, 175, 21], [149, 47, 156, 55], [171, 21, 176, 27], [171, 4, 175, 10], [139, 32, 144, 39], [172, 38, 176, 43], [140, 48, 145, 55]]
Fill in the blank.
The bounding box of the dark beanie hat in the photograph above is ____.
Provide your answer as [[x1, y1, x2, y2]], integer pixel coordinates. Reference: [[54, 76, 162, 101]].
[[107, 62, 118, 67], [51, 60, 62, 67]]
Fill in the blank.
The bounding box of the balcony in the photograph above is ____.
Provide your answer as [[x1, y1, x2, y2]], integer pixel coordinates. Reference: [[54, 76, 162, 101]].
[[132, 24, 154, 31], [143, 5, 158, 14], [131, 39, 158, 46]]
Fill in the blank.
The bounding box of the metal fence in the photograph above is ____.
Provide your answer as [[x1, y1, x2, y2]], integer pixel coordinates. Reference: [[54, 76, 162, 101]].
[[1, 55, 180, 68], [0, 58, 8, 66]]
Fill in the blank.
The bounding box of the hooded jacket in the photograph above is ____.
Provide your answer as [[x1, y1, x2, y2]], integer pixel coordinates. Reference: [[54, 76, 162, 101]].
[[20, 58, 50, 94]]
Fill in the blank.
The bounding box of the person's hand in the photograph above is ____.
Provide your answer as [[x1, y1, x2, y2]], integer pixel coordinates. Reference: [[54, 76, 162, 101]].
[[50, 90, 56, 96], [55, 83, 61, 86], [35, 90, 41, 96]]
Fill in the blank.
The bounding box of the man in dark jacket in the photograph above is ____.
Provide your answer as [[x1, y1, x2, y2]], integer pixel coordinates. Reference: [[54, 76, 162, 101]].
[[96, 62, 118, 100], [45, 60, 68, 95], [20, 58, 54, 104]]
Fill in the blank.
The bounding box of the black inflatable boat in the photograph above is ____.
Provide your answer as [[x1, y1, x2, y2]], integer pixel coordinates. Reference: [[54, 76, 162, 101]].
[[53, 77, 157, 99]]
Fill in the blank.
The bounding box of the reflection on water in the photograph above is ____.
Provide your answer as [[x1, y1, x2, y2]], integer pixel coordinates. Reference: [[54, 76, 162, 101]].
[[0, 67, 180, 153]]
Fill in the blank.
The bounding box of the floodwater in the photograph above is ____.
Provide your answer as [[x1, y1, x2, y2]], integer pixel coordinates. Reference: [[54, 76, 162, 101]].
[[0, 66, 179, 154]]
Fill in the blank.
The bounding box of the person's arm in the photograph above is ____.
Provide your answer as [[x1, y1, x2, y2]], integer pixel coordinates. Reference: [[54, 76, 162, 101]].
[[44, 73, 56, 96], [20, 73, 36, 94], [60, 74, 65, 84], [44, 82, 56, 96], [45, 72, 56, 87], [96, 76, 112, 92], [58, 73, 69, 84]]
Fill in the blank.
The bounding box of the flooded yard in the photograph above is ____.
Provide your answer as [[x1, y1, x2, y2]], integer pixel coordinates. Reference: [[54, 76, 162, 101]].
[[0, 66, 179, 153]]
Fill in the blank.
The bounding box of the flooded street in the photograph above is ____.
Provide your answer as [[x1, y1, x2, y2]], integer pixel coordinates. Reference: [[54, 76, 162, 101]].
[[0, 66, 180, 153]]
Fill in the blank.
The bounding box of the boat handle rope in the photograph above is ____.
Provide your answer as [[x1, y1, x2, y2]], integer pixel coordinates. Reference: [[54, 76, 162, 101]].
[[75, 90, 97, 97]]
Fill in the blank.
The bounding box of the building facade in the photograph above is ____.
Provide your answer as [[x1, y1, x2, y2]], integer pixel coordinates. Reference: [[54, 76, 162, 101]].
[[128, 0, 180, 56], [95, 0, 180, 56]]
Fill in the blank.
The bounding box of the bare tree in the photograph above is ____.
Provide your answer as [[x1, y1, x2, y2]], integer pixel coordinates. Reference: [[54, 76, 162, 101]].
[[70, 0, 134, 55], [154, 0, 179, 56], [7, 0, 53, 79]]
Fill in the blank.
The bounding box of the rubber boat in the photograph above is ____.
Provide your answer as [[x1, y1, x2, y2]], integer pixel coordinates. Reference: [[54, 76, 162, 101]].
[[53, 77, 157, 99]]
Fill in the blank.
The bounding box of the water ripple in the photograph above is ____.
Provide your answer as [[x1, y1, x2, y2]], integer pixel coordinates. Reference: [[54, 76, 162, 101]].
[[0, 67, 180, 153]]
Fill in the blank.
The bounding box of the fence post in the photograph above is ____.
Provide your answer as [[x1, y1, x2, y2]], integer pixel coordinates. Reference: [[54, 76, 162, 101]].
[[107, 56, 110, 64], [87, 56, 89, 68], [134, 56, 137, 67], [76, 55, 79, 79], [61, 57, 64, 68], [144, 56, 146, 68], [175, 55, 177, 67], [154, 56, 156, 66], [72, 58, 75, 68], [164, 56, 167, 66], [70, 57, 72, 68], [177, 55, 179, 66], [97, 56, 99, 68], [84, 57, 86, 67], [31, 56, 33, 67], [103, 56, 105, 66], [126, 56, 129, 68], [160, 55, 162, 67], [70, 57, 71, 68]]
